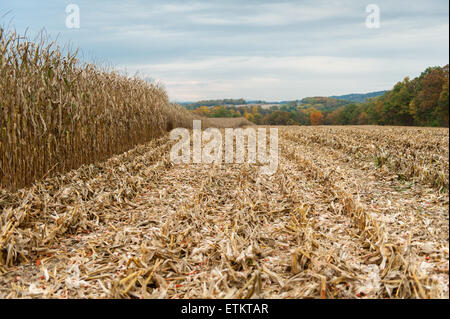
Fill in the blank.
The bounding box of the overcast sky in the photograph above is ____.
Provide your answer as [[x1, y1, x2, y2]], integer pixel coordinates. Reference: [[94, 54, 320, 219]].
[[1, 0, 449, 101]]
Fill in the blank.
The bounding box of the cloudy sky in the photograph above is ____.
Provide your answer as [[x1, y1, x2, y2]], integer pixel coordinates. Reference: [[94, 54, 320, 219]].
[[1, 0, 449, 101]]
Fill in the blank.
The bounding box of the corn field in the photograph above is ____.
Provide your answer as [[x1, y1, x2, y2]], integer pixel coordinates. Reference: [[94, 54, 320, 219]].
[[0, 29, 448, 299], [0, 29, 193, 191]]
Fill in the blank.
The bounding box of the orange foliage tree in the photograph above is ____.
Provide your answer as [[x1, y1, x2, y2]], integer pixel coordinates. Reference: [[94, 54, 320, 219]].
[[310, 111, 324, 125]]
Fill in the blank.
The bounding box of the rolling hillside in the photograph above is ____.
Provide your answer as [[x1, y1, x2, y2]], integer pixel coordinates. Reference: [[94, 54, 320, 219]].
[[329, 91, 388, 103]]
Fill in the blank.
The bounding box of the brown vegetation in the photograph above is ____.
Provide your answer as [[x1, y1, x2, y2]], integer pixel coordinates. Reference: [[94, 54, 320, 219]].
[[0, 125, 447, 298], [0, 29, 194, 191]]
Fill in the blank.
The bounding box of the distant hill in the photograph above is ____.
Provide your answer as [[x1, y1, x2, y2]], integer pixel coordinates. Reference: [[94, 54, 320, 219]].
[[299, 96, 353, 111], [179, 92, 387, 111], [329, 91, 387, 103], [182, 99, 246, 109], [246, 100, 283, 105]]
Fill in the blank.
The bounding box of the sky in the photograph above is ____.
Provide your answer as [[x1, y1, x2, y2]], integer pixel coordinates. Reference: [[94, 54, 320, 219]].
[[1, 0, 449, 101]]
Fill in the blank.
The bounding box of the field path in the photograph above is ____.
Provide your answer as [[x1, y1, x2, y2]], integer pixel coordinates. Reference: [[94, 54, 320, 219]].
[[0, 126, 448, 298]]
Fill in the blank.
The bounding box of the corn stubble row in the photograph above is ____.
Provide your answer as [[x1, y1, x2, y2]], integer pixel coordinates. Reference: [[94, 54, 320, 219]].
[[0, 29, 194, 191], [284, 126, 449, 190], [0, 125, 447, 298], [280, 126, 448, 298]]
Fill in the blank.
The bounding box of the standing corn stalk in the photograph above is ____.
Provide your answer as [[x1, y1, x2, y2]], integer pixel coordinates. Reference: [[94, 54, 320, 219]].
[[0, 28, 193, 191]]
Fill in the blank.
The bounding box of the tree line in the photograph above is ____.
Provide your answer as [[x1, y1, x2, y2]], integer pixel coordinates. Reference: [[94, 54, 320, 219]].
[[187, 64, 449, 127], [182, 99, 246, 110]]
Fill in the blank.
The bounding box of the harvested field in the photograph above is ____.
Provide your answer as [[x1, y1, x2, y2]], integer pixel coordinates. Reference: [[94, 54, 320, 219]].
[[0, 125, 448, 299]]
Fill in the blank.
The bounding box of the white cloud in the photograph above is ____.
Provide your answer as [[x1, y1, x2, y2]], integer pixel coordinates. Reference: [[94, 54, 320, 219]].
[[122, 55, 432, 101], [3, 0, 448, 101], [188, 2, 358, 27], [100, 25, 186, 39]]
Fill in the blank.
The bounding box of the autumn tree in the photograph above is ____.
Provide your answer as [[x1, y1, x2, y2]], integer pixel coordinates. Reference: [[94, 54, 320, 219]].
[[192, 106, 210, 117], [435, 65, 449, 127], [358, 112, 368, 125], [244, 112, 255, 122], [310, 110, 323, 125], [410, 66, 447, 126]]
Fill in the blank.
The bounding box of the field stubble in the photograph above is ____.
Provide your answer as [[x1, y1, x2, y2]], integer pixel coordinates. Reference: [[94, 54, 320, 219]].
[[0, 125, 448, 299]]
